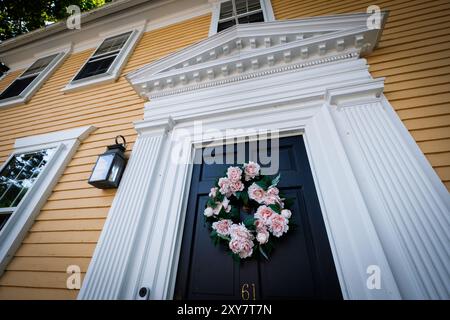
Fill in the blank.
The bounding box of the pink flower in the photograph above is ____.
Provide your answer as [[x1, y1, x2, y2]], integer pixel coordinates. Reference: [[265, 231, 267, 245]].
[[218, 177, 232, 197], [226, 166, 243, 182], [267, 187, 279, 196], [243, 162, 260, 181], [228, 237, 254, 259], [248, 183, 266, 204], [229, 180, 244, 194], [281, 209, 292, 219], [256, 228, 269, 244], [264, 187, 282, 205], [254, 219, 265, 232], [254, 205, 275, 225], [229, 239, 241, 254], [209, 187, 218, 198], [230, 223, 253, 240], [212, 219, 233, 236], [238, 239, 254, 259], [268, 214, 289, 237]]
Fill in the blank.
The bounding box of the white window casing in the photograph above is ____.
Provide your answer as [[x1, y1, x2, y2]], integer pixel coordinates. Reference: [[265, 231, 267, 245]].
[[209, 0, 275, 36], [62, 29, 142, 93], [0, 126, 96, 277], [0, 51, 68, 109]]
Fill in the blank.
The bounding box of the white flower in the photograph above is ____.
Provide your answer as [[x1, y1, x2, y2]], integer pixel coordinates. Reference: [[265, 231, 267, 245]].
[[281, 209, 292, 219], [256, 229, 269, 244], [204, 207, 213, 217]]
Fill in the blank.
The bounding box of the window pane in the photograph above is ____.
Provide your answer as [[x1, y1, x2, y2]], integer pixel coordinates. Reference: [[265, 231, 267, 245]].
[[73, 56, 116, 81], [90, 153, 114, 182], [0, 75, 37, 100], [0, 148, 55, 208], [218, 19, 237, 32], [219, 1, 234, 19], [237, 11, 264, 24], [0, 213, 11, 232], [21, 54, 58, 77], [93, 32, 131, 57]]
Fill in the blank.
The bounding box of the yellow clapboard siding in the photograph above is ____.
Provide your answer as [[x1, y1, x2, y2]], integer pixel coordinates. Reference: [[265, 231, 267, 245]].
[[0, 13, 211, 299], [426, 152, 450, 168], [397, 104, 450, 120], [435, 166, 450, 181], [30, 219, 105, 232], [411, 127, 450, 142], [271, 0, 450, 189], [15, 243, 96, 257], [24, 230, 102, 244], [417, 138, 450, 154], [42, 197, 114, 210], [7, 257, 92, 272], [0, 271, 85, 289], [0, 286, 78, 300], [37, 208, 109, 221]]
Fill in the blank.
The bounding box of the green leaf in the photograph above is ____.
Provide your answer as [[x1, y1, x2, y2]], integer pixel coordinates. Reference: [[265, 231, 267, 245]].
[[269, 204, 281, 213], [210, 230, 218, 239], [217, 234, 231, 241], [244, 216, 256, 228], [259, 246, 269, 261], [255, 179, 268, 190], [270, 174, 281, 188], [240, 191, 249, 205]]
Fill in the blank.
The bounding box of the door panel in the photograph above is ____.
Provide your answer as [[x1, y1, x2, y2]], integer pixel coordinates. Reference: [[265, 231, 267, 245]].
[[174, 135, 342, 300]]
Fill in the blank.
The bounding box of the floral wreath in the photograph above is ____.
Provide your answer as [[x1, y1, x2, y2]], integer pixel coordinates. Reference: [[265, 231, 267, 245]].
[[203, 162, 294, 261]]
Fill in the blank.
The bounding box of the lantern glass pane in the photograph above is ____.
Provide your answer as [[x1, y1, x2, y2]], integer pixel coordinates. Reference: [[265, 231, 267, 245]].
[[108, 158, 121, 183], [90, 153, 114, 182]]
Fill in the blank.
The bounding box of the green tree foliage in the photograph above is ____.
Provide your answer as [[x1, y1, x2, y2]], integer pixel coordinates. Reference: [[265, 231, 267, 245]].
[[0, 0, 112, 41]]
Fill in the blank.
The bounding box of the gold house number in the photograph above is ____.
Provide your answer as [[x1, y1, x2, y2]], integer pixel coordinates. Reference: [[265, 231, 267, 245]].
[[241, 283, 256, 300]]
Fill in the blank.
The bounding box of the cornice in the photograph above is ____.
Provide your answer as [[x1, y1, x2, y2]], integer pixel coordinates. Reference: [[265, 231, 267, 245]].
[[127, 12, 388, 100]]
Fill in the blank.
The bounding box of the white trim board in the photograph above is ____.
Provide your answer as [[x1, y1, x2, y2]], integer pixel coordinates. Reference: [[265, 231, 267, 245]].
[[0, 125, 96, 277]]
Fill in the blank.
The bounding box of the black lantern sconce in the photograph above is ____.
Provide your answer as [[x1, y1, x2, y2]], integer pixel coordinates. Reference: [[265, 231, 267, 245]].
[[88, 135, 127, 189]]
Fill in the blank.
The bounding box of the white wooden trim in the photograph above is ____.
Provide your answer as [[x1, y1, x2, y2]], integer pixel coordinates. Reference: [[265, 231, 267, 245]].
[[0, 126, 96, 277]]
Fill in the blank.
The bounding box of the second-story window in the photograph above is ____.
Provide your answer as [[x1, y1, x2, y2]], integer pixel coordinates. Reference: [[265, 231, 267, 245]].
[[0, 52, 65, 107], [73, 32, 132, 81], [217, 0, 264, 32], [64, 29, 141, 91]]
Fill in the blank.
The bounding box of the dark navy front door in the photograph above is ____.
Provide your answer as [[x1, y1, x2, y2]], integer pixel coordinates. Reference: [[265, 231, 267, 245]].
[[174, 135, 342, 300]]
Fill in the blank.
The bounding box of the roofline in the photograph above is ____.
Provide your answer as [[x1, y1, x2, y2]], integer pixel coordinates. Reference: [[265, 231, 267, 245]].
[[0, 0, 154, 54]]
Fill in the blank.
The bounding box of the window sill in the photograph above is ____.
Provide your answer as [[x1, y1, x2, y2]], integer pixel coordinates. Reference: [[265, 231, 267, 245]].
[[0, 96, 27, 109], [61, 73, 118, 93]]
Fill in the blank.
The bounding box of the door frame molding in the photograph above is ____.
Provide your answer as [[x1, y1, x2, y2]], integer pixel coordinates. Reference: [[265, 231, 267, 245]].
[[79, 57, 449, 300]]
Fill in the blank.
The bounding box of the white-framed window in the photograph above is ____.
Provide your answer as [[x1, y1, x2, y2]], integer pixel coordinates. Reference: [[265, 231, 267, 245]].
[[63, 29, 141, 92], [209, 0, 275, 36], [0, 126, 96, 276], [0, 52, 67, 109]]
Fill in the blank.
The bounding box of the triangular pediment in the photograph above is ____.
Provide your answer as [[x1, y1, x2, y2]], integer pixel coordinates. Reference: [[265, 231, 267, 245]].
[[127, 12, 388, 99]]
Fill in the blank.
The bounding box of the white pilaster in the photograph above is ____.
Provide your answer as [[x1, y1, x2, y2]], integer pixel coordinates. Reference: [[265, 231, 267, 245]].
[[329, 91, 450, 299], [78, 121, 171, 299]]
